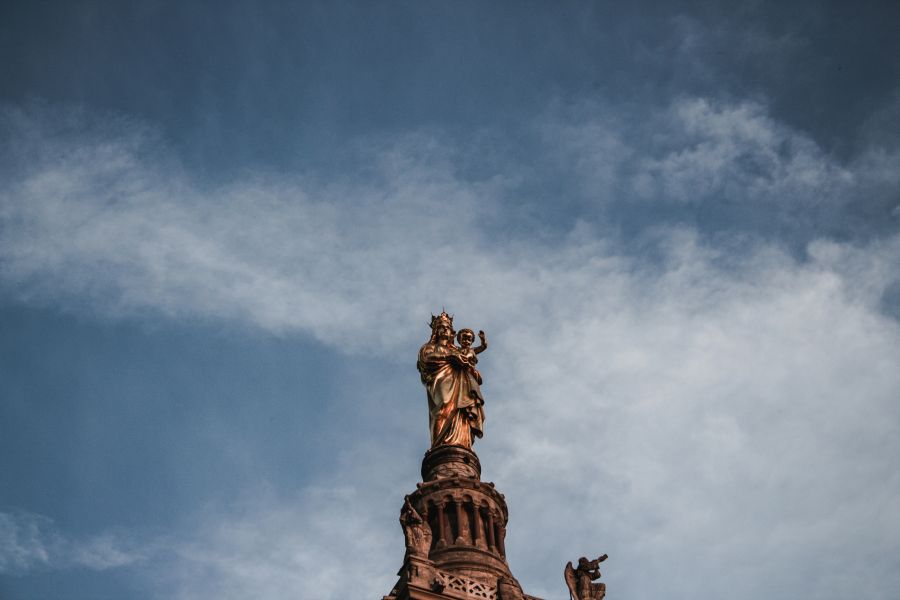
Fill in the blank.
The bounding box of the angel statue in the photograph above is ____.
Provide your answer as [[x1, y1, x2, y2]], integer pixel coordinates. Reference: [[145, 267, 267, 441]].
[[417, 311, 488, 449], [399, 495, 432, 558], [564, 555, 608, 600]]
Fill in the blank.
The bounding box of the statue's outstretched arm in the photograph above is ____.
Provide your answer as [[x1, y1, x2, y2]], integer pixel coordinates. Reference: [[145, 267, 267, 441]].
[[474, 330, 488, 354]]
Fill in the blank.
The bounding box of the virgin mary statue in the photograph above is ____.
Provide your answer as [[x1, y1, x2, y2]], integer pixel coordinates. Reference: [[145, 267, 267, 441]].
[[416, 312, 485, 449]]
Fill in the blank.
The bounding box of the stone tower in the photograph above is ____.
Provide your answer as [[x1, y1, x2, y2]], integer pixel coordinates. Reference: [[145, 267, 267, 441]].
[[383, 444, 539, 600]]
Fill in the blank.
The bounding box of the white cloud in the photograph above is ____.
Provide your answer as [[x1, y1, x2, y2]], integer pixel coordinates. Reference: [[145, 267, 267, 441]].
[[637, 99, 855, 203], [2, 101, 900, 600], [483, 232, 900, 599], [150, 485, 399, 600], [0, 511, 145, 573], [546, 96, 877, 215]]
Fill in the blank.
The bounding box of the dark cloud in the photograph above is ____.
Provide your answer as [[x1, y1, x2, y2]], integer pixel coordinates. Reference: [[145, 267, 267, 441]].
[[3, 2, 898, 167]]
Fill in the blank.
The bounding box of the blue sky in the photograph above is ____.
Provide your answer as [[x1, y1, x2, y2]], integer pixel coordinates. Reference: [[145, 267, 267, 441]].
[[2, 2, 899, 599]]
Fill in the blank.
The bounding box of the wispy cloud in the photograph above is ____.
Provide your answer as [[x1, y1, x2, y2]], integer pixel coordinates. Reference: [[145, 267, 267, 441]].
[[2, 101, 897, 346], [541, 96, 899, 238], [0, 511, 146, 573], [150, 485, 398, 600], [1, 481, 404, 599]]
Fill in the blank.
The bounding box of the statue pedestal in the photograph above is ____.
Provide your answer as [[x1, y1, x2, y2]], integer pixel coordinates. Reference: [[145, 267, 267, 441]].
[[421, 445, 481, 482]]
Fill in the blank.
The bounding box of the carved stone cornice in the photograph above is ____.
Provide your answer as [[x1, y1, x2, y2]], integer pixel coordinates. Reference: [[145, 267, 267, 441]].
[[414, 478, 508, 522]]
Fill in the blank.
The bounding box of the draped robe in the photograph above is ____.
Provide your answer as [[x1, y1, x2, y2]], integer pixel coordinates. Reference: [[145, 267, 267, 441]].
[[417, 340, 485, 448]]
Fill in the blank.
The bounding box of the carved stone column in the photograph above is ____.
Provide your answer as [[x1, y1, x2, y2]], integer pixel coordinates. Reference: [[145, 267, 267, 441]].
[[454, 498, 471, 545], [435, 501, 448, 549], [473, 503, 487, 550], [486, 510, 496, 551]]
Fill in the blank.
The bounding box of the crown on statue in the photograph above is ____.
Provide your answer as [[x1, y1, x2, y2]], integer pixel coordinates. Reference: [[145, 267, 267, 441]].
[[429, 310, 454, 330]]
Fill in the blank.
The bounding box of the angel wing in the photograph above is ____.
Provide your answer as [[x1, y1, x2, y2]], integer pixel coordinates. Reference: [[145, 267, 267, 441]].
[[564, 561, 578, 600]]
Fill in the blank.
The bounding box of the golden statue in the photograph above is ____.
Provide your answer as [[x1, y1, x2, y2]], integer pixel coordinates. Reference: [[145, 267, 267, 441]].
[[417, 311, 489, 448]]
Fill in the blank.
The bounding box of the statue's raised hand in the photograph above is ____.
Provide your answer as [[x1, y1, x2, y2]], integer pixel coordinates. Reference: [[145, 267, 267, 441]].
[[475, 330, 488, 354]]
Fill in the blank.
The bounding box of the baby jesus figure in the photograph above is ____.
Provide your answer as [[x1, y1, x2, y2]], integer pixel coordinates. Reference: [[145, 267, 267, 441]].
[[455, 328, 488, 420]]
